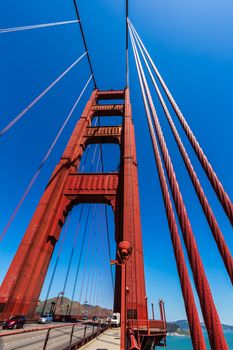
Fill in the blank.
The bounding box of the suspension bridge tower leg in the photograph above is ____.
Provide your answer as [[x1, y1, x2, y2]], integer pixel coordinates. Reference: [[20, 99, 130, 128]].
[[116, 88, 147, 321], [0, 88, 152, 350], [0, 90, 97, 318]]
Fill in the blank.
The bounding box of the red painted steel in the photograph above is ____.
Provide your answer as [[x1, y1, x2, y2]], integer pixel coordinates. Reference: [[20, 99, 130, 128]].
[[133, 29, 233, 283], [93, 104, 124, 116], [0, 89, 148, 339], [130, 21, 233, 225], [166, 93, 233, 225], [130, 30, 206, 350], [128, 327, 140, 350], [138, 56, 228, 349]]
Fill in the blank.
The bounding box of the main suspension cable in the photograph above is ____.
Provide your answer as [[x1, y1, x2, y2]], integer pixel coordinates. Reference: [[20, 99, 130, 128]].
[[129, 20, 233, 226], [0, 20, 79, 34], [129, 25, 206, 350], [0, 52, 87, 137], [126, 0, 129, 87], [130, 22, 233, 283], [73, 0, 97, 88], [130, 25, 228, 350], [0, 75, 92, 242]]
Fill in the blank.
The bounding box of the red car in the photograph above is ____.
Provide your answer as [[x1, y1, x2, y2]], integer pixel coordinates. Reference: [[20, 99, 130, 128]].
[[2, 315, 26, 329]]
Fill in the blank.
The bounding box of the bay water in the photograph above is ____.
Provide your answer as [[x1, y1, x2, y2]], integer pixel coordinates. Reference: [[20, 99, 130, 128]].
[[157, 333, 233, 349]]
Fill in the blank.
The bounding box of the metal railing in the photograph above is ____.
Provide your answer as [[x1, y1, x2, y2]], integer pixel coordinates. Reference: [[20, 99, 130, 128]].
[[0, 321, 108, 350], [61, 322, 108, 350]]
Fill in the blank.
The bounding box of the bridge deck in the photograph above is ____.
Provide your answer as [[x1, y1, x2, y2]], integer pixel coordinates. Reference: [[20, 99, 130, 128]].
[[80, 328, 120, 350]]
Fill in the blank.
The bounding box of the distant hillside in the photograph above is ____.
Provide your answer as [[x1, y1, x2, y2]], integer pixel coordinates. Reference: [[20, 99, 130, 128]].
[[36, 297, 112, 317], [168, 320, 233, 334], [166, 321, 190, 336]]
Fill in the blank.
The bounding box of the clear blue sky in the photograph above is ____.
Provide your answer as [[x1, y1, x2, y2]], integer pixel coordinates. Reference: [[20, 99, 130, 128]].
[[0, 0, 232, 324]]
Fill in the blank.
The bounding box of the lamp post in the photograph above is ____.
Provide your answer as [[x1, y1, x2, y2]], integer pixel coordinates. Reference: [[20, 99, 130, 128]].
[[53, 291, 64, 317], [85, 301, 89, 318], [151, 302, 155, 320], [111, 241, 132, 350], [50, 301, 56, 315], [66, 304, 70, 316]]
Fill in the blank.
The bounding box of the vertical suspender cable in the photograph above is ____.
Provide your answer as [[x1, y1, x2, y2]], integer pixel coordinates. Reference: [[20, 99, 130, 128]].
[[90, 219, 104, 307], [73, 0, 97, 88], [62, 134, 94, 298], [88, 223, 101, 306], [98, 121, 115, 292], [129, 20, 233, 225], [41, 212, 72, 315], [84, 205, 103, 304], [104, 205, 115, 291], [69, 135, 101, 312], [93, 271, 100, 307], [130, 23, 233, 283], [69, 205, 91, 314], [129, 25, 228, 350], [129, 25, 206, 350], [61, 206, 85, 300], [78, 205, 98, 303]]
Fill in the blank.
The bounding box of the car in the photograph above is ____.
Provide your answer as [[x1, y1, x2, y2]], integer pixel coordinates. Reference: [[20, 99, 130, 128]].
[[82, 315, 87, 320], [38, 314, 53, 324], [2, 315, 26, 330], [92, 316, 98, 322]]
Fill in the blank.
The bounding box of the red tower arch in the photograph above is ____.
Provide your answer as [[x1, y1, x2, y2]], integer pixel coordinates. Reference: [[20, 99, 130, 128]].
[[0, 89, 166, 348]]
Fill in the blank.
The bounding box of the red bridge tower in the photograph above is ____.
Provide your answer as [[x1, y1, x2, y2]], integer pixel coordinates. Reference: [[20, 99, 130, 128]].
[[0, 89, 166, 348]]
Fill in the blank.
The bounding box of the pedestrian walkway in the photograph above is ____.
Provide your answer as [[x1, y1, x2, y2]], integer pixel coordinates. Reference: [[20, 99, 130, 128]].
[[81, 328, 120, 350]]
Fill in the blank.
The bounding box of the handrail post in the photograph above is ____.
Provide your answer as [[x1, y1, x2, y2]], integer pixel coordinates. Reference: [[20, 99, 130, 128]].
[[151, 302, 155, 320], [97, 320, 100, 335], [43, 328, 51, 350], [83, 324, 87, 341], [145, 296, 150, 336], [68, 324, 75, 350]]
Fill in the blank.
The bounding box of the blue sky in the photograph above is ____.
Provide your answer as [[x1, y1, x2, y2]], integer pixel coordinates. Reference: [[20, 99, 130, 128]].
[[0, 0, 232, 324]]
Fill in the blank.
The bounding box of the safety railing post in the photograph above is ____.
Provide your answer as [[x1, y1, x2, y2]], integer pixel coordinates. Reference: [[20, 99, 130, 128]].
[[43, 328, 51, 350], [68, 324, 75, 350], [83, 324, 87, 341]]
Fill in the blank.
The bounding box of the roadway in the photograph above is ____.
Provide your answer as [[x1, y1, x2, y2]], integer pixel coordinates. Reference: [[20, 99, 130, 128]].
[[0, 322, 96, 350]]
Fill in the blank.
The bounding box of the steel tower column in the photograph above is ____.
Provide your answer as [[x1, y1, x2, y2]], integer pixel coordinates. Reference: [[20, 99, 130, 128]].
[[0, 89, 147, 325]]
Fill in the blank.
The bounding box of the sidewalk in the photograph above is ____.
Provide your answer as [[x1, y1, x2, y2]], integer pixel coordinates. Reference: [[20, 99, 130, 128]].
[[81, 327, 120, 350]]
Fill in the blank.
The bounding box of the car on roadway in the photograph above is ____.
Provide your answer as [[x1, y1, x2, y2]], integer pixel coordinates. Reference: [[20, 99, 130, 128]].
[[92, 316, 98, 322], [38, 314, 53, 324], [2, 315, 26, 330], [82, 315, 87, 320]]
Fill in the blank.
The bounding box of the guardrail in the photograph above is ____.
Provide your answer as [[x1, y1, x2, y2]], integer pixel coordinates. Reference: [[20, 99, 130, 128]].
[[61, 323, 109, 350], [0, 321, 109, 350], [0, 322, 75, 337]]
